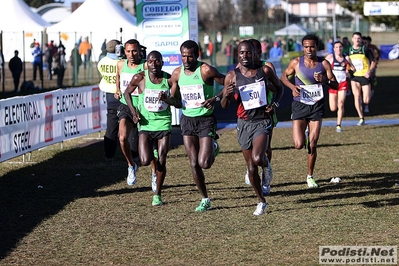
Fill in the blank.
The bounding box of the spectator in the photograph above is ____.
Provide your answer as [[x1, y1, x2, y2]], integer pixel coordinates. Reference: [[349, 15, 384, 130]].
[[8, 50, 23, 92], [49, 40, 58, 57], [216, 31, 223, 53], [99, 39, 107, 61], [53, 46, 67, 88], [203, 32, 210, 54], [70, 43, 82, 85], [261, 39, 270, 60], [79, 36, 92, 69], [269, 42, 283, 59], [327, 38, 334, 54], [31, 42, 43, 81], [30, 39, 36, 49], [44, 43, 53, 80], [288, 38, 297, 52], [208, 38, 214, 65], [342, 37, 350, 55], [224, 41, 232, 65]]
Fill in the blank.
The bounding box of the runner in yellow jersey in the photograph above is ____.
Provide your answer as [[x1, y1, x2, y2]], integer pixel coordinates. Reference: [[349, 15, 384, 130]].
[[348, 32, 376, 126]]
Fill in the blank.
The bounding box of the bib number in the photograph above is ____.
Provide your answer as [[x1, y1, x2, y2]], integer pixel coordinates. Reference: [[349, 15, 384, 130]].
[[299, 84, 324, 105], [238, 81, 267, 110]]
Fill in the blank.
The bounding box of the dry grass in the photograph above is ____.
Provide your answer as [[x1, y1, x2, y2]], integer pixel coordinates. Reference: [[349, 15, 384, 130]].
[[1, 125, 399, 265], [1, 61, 399, 265]]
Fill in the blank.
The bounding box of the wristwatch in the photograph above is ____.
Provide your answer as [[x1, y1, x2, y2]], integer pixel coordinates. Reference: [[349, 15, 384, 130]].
[[214, 96, 221, 102]]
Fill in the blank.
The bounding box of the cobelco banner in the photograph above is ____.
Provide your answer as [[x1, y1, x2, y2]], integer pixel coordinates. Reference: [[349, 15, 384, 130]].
[[0, 86, 107, 162]]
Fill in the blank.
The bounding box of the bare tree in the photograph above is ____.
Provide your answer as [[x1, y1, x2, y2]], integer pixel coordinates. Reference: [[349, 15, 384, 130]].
[[236, 0, 268, 24], [198, 0, 236, 31]]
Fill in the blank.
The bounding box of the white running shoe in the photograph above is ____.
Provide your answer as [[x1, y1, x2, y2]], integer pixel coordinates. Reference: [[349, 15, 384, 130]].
[[262, 161, 273, 195], [330, 177, 341, 183], [127, 164, 137, 186], [306, 177, 318, 188], [151, 173, 157, 192], [253, 202, 267, 216], [244, 169, 250, 185]]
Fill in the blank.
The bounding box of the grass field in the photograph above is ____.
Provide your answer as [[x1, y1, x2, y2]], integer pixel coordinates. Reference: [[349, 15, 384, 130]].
[[0, 60, 398, 265]]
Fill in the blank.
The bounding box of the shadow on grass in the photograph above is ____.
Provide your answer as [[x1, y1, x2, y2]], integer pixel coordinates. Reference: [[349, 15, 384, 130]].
[[274, 172, 399, 207], [0, 141, 128, 259]]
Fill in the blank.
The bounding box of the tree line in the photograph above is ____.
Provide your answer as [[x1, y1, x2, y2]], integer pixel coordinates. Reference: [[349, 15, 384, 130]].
[[24, 0, 399, 30]]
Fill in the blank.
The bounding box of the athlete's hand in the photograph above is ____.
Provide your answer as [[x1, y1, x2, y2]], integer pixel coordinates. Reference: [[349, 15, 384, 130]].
[[292, 86, 301, 97], [313, 71, 325, 83], [201, 98, 214, 110], [114, 90, 121, 100], [265, 104, 274, 114], [159, 91, 168, 102], [132, 111, 140, 124], [223, 82, 235, 98]]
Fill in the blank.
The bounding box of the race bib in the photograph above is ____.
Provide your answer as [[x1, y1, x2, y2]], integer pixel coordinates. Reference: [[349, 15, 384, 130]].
[[143, 89, 168, 112], [300, 84, 324, 105], [180, 84, 205, 109], [333, 69, 347, 83], [352, 59, 364, 72], [120, 72, 138, 96], [238, 81, 267, 110]]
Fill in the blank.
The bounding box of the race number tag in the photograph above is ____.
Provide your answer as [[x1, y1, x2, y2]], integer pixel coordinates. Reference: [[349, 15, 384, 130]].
[[238, 81, 267, 110], [120, 72, 138, 96], [144, 89, 168, 112], [180, 84, 205, 109], [352, 59, 364, 72], [332, 69, 347, 83], [300, 84, 324, 105]]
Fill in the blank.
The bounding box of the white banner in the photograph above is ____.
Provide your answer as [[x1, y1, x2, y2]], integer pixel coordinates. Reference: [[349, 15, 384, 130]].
[[364, 2, 399, 16], [0, 86, 107, 162]]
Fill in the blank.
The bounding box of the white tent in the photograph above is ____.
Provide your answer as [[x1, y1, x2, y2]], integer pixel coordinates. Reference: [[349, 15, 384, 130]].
[[46, 0, 138, 62], [274, 24, 311, 37], [0, 0, 50, 61]]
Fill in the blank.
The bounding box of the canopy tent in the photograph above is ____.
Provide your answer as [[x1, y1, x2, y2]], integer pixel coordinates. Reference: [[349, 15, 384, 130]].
[[274, 24, 312, 37], [0, 0, 50, 62], [46, 0, 138, 62]]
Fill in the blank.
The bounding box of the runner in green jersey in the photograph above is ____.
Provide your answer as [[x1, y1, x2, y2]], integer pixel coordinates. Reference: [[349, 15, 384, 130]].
[[115, 39, 148, 187], [124, 51, 179, 206], [166, 40, 225, 212]]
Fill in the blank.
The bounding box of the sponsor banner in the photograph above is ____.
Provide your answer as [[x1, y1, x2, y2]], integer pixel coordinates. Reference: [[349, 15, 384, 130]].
[[136, 0, 196, 125], [0, 86, 107, 162], [363, 2, 399, 16], [136, 0, 198, 74]]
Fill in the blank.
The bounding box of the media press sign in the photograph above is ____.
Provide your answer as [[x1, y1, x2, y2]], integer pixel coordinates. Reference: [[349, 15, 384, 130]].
[[136, 0, 199, 74]]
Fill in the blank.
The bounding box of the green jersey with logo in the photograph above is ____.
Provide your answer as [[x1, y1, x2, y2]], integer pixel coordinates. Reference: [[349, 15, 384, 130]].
[[119, 59, 146, 106], [137, 70, 172, 132], [179, 62, 214, 117]]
